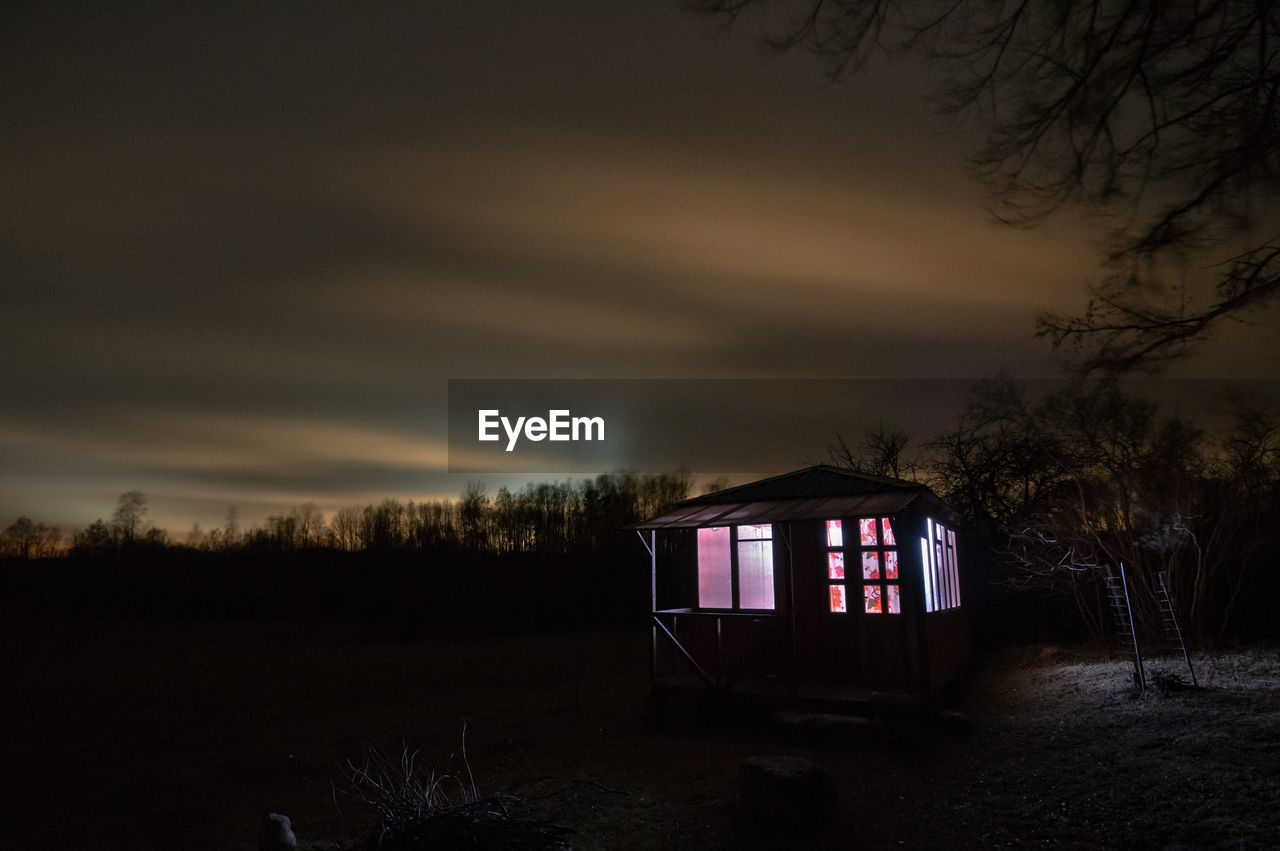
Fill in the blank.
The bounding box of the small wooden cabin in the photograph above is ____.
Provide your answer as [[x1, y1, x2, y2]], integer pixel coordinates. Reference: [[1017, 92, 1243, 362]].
[[635, 465, 970, 704]]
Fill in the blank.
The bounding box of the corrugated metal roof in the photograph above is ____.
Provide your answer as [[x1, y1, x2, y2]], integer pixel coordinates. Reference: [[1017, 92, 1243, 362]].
[[678, 465, 922, 504], [634, 465, 941, 529], [635, 492, 923, 529]]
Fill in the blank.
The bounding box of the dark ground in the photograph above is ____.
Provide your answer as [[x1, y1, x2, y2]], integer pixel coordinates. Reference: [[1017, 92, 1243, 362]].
[[2, 618, 1277, 849]]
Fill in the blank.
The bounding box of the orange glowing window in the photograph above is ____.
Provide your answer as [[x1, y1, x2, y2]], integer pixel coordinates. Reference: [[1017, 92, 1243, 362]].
[[864, 585, 881, 614], [884, 550, 898, 580], [886, 584, 901, 614], [827, 551, 845, 579], [829, 584, 847, 613], [859, 518, 877, 547], [861, 551, 880, 580]]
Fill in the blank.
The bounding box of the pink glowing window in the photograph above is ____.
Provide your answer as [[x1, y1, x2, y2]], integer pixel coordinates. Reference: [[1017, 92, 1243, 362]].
[[697, 526, 732, 609], [881, 518, 896, 546], [829, 584, 846, 613], [738, 533, 775, 610], [827, 552, 845, 579], [825, 519, 843, 548], [886, 584, 901, 614], [859, 518, 877, 547], [698, 525, 775, 610], [884, 550, 898, 580]]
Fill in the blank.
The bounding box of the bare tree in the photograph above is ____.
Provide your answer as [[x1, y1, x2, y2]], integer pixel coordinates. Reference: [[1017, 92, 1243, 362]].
[[692, 0, 1280, 372], [2, 516, 51, 559], [826, 422, 917, 479], [112, 491, 148, 544], [331, 505, 363, 551], [701, 476, 731, 494], [926, 377, 1277, 642], [291, 502, 327, 547], [223, 505, 240, 547]]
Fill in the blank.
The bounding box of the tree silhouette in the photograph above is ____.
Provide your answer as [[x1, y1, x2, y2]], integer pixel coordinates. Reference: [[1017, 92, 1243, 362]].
[[826, 422, 916, 480], [111, 491, 148, 544], [921, 378, 1280, 641], [693, 0, 1279, 372], [72, 519, 114, 555], [3, 516, 58, 559]]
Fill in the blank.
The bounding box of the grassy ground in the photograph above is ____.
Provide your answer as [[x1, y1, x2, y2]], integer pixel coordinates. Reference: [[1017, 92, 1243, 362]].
[[2, 618, 1277, 849], [932, 645, 1280, 849]]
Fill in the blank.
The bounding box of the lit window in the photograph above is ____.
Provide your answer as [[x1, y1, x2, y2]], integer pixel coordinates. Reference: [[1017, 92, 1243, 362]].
[[829, 583, 847, 613], [697, 527, 732, 609], [827, 551, 845, 579], [738, 525, 775, 610], [859, 518, 877, 547], [864, 584, 881, 614], [826, 519, 845, 612], [697, 524, 775, 611], [920, 518, 960, 612], [825, 517, 900, 615]]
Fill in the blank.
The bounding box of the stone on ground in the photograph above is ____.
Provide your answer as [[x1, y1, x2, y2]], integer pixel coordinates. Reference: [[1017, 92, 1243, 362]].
[[737, 754, 838, 845]]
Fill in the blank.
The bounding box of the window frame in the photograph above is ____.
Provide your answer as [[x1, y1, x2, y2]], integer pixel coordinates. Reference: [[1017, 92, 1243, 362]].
[[825, 517, 901, 616], [696, 523, 776, 612], [921, 517, 961, 613]]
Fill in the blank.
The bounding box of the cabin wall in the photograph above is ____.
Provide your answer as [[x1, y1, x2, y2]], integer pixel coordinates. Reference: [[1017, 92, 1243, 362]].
[[788, 519, 824, 680], [924, 609, 972, 691], [791, 515, 917, 691], [912, 509, 972, 693]]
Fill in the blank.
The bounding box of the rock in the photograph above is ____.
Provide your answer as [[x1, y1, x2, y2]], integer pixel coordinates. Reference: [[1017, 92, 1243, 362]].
[[774, 710, 873, 740], [811, 712, 873, 739], [260, 812, 297, 850], [737, 755, 838, 845], [936, 709, 975, 734]]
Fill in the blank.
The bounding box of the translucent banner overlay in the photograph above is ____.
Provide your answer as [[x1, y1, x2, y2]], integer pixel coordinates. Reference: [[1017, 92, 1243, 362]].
[[447, 378, 1280, 474]]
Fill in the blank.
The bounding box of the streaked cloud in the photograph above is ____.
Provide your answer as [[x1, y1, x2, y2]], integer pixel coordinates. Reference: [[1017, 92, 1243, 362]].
[[2, 1, 1274, 533]]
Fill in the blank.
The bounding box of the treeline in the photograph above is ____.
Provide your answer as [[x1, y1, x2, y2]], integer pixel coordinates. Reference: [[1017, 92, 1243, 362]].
[[50, 472, 694, 558], [233, 473, 689, 556], [1, 473, 695, 631]]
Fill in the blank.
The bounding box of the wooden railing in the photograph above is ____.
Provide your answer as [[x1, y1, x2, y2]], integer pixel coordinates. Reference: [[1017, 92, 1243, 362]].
[[651, 608, 790, 690]]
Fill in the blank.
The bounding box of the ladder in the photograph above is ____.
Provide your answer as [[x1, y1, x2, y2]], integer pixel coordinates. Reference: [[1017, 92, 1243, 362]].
[[1154, 571, 1198, 687], [1104, 563, 1145, 691]]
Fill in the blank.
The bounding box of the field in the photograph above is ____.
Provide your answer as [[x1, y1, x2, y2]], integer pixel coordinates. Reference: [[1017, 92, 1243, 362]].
[[2, 618, 1278, 849]]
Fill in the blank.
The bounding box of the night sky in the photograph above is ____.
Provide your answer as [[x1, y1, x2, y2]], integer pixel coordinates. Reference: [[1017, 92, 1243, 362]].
[[4, 1, 1277, 534]]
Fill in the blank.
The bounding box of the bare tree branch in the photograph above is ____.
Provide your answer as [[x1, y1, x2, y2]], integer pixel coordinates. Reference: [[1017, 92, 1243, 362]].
[[690, 0, 1280, 372]]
